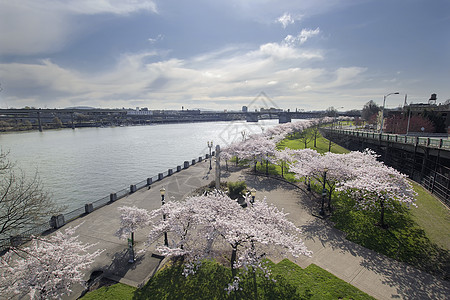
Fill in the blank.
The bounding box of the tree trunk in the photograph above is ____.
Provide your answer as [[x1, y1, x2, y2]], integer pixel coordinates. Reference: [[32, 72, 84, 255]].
[[253, 267, 258, 300], [231, 246, 237, 278], [281, 161, 284, 178], [380, 199, 386, 228], [265, 160, 268, 175]]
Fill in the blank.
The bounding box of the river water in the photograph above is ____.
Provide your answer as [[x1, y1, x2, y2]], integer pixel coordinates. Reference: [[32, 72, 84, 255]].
[[0, 120, 281, 212]]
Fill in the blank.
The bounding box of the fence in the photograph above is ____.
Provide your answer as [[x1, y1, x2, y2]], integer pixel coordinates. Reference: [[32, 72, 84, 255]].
[[0, 153, 213, 252], [329, 129, 450, 150]]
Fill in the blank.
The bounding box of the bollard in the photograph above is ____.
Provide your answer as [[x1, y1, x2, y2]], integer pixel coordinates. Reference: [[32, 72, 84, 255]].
[[212, 151, 215, 156], [184, 161, 189, 169], [199, 156, 203, 162], [50, 214, 65, 229], [130, 185, 137, 193], [206, 154, 209, 159], [110, 193, 117, 202], [158, 173, 164, 180], [177, 165, 182, 172], [147, 177, 153, 186], [85, 203, 94, 214], [192, 159, 196, 165], [168, 169, 173, 176]]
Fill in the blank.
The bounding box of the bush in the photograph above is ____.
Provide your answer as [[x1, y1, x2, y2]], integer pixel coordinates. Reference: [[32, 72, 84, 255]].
[[227, 181, 247, 200]]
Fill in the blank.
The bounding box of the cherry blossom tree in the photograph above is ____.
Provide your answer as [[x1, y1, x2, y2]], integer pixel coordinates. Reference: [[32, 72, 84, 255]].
[[289, 149, 382, 211], [0, 224, 102, 300], [219, 150, 232, 171], [144, 191, 311, 291], [115, 206, 151, 263], [337, 160, 417, 228], [273, 148, 296, 178], [115, 206, 151, 240]]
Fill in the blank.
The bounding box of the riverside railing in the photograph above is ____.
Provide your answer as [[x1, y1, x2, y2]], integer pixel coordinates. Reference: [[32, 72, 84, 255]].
[[0, 152, 214, 252], [326, 128, 450, 150]]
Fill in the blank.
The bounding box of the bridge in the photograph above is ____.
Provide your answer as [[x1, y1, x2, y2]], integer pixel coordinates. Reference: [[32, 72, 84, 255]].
[[322, 128, 450, 206], [0, 108, 323, 131]]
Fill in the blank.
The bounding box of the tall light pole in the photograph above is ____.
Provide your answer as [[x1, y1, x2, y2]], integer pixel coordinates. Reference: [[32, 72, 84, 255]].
[[380, 92, 399, 134], [160, 187, 168, 247], [207, 141, 213, 170]]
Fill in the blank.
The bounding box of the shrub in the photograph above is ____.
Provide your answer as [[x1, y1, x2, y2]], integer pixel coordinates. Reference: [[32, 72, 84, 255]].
[[227, 181, 247, 200]]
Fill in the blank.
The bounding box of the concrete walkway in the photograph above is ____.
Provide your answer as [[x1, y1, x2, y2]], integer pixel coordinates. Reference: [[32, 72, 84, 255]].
[[66, 161, 449, 299]]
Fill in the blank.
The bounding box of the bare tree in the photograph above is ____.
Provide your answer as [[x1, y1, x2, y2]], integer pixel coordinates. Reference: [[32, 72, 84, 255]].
[[361, 100, 380, 121], [0, 150, 63, 240]]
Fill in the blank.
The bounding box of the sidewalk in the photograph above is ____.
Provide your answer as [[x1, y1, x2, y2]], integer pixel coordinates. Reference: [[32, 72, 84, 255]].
[[66, 160, 215, 299], [66, 162, 449, 299]]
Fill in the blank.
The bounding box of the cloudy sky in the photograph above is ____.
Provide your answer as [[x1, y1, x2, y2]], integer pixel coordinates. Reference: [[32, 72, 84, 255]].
[[0, 0, 449, 111]]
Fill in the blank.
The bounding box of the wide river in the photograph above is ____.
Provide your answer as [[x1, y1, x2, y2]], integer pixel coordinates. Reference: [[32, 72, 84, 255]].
[[0, 120, 283, 212]]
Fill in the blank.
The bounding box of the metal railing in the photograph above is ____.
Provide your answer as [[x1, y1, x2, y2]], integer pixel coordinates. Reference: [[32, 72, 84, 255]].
[[1, 153, 211, 252], [327, 129, 450, 149]]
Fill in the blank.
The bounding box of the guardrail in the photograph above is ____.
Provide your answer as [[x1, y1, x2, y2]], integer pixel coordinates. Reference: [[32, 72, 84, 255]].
[[325, 129, 450, 149], [0, 153, 214, 252]]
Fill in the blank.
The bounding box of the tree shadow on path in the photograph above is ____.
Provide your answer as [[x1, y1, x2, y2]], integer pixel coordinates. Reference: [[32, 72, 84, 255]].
[[359, 250, 450, 299]]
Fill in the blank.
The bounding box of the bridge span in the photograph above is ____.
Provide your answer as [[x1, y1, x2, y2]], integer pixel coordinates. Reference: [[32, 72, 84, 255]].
[[0, 108, 323, 132]]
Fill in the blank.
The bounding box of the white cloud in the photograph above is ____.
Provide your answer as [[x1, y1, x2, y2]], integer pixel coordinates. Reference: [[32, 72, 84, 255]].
[[284, 28, 320, 46], [0, 1, 157, 55], [0, 40, 367, 110], [277, 12, 295, 28]]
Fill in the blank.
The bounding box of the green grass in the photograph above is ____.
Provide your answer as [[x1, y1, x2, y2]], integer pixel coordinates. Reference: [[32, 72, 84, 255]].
[[81, 260, 374, 299], [331, 191, 450, 279], [81, 283, 136, 300], [409, 182, 450, 250], [277, 130, 349, 154], [82, 259, 374, 300]]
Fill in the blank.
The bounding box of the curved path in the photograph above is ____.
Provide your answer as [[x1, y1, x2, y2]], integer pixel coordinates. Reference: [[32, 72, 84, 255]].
[[65, 161, 449, 299]]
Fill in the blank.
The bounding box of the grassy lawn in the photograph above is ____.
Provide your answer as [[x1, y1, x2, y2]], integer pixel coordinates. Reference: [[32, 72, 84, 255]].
[[277, 130, 349, 154], [409, 182, 450, 250], [331, 191, 449, 279], [81, 283, 137, 300], [83, 259, 374, 299]]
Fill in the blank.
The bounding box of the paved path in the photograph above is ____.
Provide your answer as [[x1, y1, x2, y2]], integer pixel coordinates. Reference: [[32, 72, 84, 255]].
[[66, 162, 449, 299]]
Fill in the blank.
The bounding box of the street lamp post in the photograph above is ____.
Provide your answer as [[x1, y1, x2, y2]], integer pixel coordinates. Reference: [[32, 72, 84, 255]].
[[207, 141, 213, 170], [160, 188, 168, 247], [250, 188, 256, 204], [319, 168, 328, 216], [380, 92, 399, 134]]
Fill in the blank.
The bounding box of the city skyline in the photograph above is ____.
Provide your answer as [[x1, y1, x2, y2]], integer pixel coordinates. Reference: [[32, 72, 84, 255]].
[[0, 0, 449, 111]]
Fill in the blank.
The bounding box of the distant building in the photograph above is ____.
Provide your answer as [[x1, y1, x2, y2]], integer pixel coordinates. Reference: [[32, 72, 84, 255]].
[[403, 94, 450, 133], [260, 107, 283, 113]]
